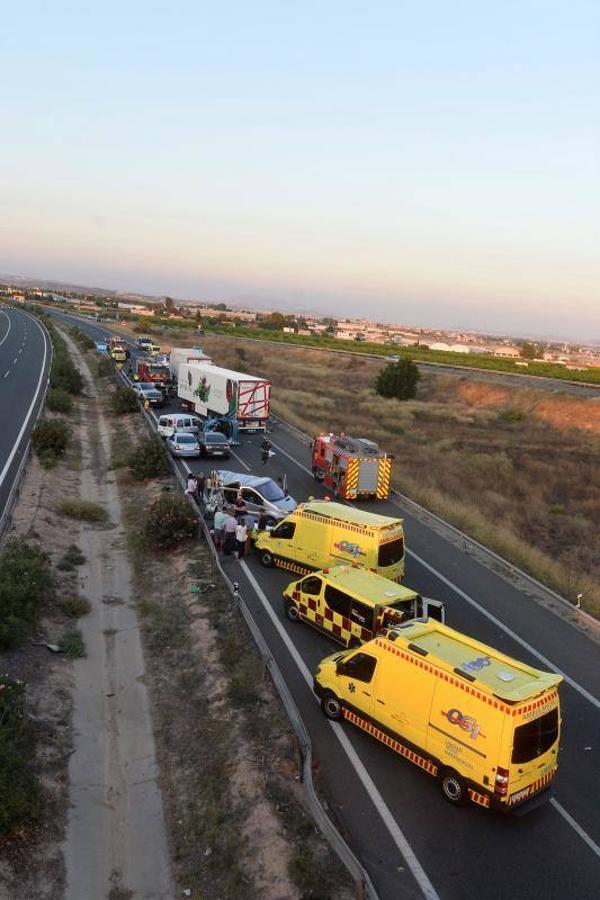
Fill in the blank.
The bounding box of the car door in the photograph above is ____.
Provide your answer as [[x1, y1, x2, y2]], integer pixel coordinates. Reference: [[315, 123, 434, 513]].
[[335, 652, 377, 717], [241, 487, 262, 517], [349, 599, 375, 643], [268, 521, 296, 559], [223, 481, 240, 506]]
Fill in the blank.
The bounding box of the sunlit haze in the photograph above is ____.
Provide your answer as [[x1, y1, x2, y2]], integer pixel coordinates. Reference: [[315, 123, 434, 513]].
[[2, 1, 599, 339]]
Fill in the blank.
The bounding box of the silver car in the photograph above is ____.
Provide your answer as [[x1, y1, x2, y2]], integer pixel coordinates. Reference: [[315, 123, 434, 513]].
[[217, 471, 297, 523], [167, 432, 201, 458]]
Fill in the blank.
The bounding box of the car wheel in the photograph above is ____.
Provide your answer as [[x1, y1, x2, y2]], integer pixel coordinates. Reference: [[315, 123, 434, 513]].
[[321, 691, 343, 721], [440, 769, 468, 806], [284, 600, 300, 622], [261, 551, 274, 568]]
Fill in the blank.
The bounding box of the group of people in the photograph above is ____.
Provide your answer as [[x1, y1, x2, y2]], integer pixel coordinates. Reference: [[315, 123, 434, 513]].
[[185, 471, 206, 503]]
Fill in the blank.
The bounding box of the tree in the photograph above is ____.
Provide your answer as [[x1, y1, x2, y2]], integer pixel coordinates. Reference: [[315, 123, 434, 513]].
[[374, 357, 420, 401], [164, 296, 176, 315], [261, 311, 285, 331], [519, 341, 538, 360]]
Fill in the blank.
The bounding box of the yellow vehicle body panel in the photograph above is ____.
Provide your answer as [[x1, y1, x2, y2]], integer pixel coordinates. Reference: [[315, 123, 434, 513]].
[[314, 620, 562, 810], [255, 501, 405, 581], [283, 566, 419, 647]]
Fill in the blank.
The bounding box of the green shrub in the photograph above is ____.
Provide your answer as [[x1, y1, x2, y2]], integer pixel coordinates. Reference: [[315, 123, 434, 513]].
[[59, 627, 86, 658], [46, 388, 73, 414], [499, 408, 527, 423], [50, 355, 84, 395], [57, 544, 87, 570], [0, 676, 40, 834], [59, 595, 92, 618], [110, 386, 140, 415], [31, 418, 71, 467], [128, 435, 170, 481], [58, 498, 108, 523], [374, 357, 420, 401], [0, 538, 54, 649], [142, 495, 197, 552], [69, 327, 95, 350]]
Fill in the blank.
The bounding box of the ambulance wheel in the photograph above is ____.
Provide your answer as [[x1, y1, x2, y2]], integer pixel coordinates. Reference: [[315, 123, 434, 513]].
[[260, 550, 274, 568], [321, 691, 343, 721], [440, 769, 468, 806], [284, 600, 300, 622]]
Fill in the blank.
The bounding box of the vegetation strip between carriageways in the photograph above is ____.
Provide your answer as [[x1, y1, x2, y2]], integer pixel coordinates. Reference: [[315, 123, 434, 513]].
[[270, 412, 600, 636], [117, 367, 382, 900]]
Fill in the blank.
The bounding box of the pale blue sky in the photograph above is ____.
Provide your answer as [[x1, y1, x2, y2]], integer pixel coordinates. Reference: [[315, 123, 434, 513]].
[[1, 1, 598, 338]]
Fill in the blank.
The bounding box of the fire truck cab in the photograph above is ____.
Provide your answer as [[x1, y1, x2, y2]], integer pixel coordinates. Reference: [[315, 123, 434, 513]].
[[311, 433, 392, 500]]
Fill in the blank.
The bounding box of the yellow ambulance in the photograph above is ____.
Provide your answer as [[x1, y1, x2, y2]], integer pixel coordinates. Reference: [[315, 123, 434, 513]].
[[314, 619, 562, 811], [283, 565, 445, 647], [254, 500, 405, 581]]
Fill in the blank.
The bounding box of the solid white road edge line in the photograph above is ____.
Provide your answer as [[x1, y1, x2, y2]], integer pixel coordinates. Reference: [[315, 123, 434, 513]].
[[0, 313, 48, 490], [239, 559, 441, 900], [0, 308, 11, 347]]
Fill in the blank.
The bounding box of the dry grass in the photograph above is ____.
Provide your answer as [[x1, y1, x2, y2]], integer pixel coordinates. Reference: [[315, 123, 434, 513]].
[[57, 498, 109, 523], [201, 335, 600, 615]]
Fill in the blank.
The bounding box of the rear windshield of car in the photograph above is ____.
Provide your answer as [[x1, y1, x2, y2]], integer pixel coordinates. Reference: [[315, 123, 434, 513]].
[[512, 708, 559, 764], [378, 538, 404, 567], [175, 434, 196, 444], [259, 481, 285, 502], [206, 433, 226, 443]]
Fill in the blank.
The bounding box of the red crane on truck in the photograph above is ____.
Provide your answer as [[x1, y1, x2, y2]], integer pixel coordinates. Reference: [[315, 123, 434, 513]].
[[311, 432, 393, 500]]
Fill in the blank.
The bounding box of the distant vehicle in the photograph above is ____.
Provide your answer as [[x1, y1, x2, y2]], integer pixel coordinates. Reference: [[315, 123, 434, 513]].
[[157, 413, 203, 438], [312, 432, 393, 500], [166, 432, 201, 458], [198, 431, 231, 459], [136, 358, 170, 386], [110, 344, 128, 362], [136, 336, 153, 351], [95, 340, 108, 353], [132, 383, 164, 406], [216, 471, 296, 523], [387, 355, 400, 362]]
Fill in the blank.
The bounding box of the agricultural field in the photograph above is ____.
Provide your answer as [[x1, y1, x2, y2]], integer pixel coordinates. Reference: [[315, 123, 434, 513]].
[[201, 334, 600, 615]]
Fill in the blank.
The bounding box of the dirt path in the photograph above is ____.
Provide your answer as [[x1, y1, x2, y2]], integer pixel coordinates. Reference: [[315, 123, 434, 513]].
[[61, 334, 172, 900]]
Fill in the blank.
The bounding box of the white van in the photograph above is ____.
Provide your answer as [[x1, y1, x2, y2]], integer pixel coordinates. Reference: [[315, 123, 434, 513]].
[[157, 413, 203, 438]]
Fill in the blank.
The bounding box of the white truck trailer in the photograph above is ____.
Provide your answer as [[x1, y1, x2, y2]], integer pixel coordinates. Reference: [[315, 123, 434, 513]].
[[178, 362, 270, 431], [169, 347, 213, 380]]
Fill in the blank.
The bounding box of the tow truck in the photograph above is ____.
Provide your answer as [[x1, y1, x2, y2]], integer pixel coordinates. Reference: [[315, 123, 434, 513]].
[[311, 432, 393, 500]]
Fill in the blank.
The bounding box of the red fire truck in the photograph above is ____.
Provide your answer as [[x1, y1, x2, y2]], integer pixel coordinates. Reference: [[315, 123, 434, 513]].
[[135, 357, 170, 386], [311, 433, 393, 500]]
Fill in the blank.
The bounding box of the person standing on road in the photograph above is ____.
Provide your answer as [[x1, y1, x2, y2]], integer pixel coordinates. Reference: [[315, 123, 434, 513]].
[[223, 512, 238, 556], [261, 437, 272, 465], [185, 473, 198, 500], [234, 492, 247, 520], [212, 508, 227, 549], [235, 518, 248, 559], [195, 470, 206, 502]]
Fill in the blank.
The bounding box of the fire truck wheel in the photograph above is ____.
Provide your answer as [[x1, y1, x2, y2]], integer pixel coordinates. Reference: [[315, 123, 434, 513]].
[[321, 691, 343, 721], [260, 550, 274, 568], [440, 769, 468, 806], [284, 600, 300, 622]]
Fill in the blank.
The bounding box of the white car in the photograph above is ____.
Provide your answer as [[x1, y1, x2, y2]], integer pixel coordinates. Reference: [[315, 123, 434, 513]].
[[157, 413, 203, 438]]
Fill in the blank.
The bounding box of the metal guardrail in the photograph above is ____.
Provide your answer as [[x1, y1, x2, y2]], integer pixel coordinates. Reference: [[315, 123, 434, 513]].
[[0, 312, 53, 546], [123, 375, 379, 900]]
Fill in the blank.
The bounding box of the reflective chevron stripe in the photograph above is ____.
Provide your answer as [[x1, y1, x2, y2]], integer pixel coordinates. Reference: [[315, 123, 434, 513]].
[[468, 789, 491, 808], [376, 458, 392, 499], [343, 708, 438, 776]]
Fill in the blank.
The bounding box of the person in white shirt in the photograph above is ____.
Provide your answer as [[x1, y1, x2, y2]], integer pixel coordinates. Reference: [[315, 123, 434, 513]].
[[235, 519, 248, 559]]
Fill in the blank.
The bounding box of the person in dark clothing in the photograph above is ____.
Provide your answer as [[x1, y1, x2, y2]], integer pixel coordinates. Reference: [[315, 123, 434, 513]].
[[233, 492, 247, 520], [257, 511, 269, 531], [261, 437, 272, 465]]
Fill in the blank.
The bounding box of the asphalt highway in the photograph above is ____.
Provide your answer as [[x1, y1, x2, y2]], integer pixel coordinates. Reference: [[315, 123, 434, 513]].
[[0, 305, 50, 522], [45, 308, 600, 900]]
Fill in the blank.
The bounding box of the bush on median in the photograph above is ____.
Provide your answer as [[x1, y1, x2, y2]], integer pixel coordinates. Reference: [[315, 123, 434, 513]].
[[142, 495, 198, 552], [31, 418, 71, 468], [0, 537, 54, 649], [110, 385, 140, 415], [128, 435, 170, 481], [46, 388, 73, 414], [0, 676, 41, 834]]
